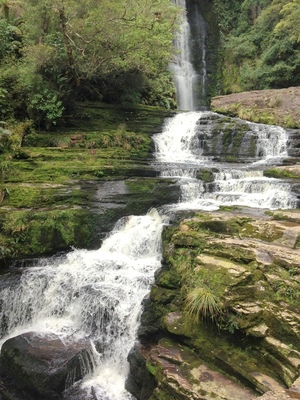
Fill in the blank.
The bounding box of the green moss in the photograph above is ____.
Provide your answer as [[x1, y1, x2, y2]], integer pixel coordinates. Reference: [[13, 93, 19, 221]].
[[146, 361, 159, 377], [240, 222, 284, 242], [155, 268, 181, 289], [283, 115, 299, 129], [205, 243, 256, 264], [264, 168, 299, 179], [219, 205, 241, 212], [150, 285, 178, 305], [0, 208, 100, 260], [196, 168, 215, 183], [185, 215, 253, 236], [172, 230, 208, 248]]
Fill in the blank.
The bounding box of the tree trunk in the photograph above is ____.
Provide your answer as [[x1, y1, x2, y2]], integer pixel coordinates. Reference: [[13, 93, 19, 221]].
[[3, 4, 9, 21], [58, 4, 77, 85]]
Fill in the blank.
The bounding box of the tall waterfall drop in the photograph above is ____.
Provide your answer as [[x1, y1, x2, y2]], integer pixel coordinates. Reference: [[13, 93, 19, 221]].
[[171, 0, 198, 110], [171, 0, 208, 110]]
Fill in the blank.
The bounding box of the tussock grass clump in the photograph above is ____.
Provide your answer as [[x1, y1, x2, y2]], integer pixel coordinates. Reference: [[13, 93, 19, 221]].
[[184, 285, 223, 322]]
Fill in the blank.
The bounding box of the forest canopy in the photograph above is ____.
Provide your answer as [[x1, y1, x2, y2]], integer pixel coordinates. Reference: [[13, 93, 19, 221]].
[[1, 0, 300, 127], [0, 0, 180, 127]]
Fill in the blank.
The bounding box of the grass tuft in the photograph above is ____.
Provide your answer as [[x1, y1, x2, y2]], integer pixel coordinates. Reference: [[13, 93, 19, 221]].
[[184, 285, 223, 322]]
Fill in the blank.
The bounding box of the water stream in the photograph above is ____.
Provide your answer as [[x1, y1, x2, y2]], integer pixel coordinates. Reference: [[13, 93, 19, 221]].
[[153, 112, 298, 211], [0, 210, 165, 399]]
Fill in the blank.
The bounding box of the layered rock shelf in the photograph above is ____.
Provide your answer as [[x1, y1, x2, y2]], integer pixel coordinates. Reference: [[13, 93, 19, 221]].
[[127, 209, 300, 400]]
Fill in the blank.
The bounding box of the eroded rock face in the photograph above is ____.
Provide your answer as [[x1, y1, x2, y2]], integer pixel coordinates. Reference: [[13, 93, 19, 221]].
[[0, 332, 94, 399], [127, 209, 300, 400], [194, 113, 300, 163], [211, 87, 300, 131]]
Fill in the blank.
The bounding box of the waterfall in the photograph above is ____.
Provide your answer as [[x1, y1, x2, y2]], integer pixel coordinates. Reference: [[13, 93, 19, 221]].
[[170, 0, 198, 110], [0, 209, 164, 400], [153, 112, 298, 211], [253, 124, 288, 158], [189, 3, 208, 107], [154, 112, 202, 162], [171, 0, 208, 110]]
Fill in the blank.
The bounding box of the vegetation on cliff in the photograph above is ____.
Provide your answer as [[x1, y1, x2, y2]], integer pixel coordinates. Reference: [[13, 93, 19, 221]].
[[212, 0, 300, 94], [130, 210, 300, 399]]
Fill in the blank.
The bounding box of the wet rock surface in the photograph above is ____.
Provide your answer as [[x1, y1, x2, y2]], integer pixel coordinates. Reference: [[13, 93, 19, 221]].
[[0, 332, 93, 400], [128, 209, 300, 400], [193, 112, 300, 163]]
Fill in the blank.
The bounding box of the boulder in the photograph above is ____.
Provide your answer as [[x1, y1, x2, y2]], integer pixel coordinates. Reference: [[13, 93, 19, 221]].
[[0, 332, 94, 399]]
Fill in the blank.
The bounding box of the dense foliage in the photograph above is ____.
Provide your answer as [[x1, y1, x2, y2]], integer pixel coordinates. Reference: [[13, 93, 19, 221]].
[[0, 0, 179, 128], [213, 0, 300, 93]]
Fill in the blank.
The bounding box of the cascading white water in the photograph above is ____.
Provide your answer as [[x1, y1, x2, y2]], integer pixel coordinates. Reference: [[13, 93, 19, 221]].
[[0, 209, 164, 399], [154, 112, 203, 162], [253, 123, 288, 158], [154, 112, 298, 211], [170, 0, 197, 111]]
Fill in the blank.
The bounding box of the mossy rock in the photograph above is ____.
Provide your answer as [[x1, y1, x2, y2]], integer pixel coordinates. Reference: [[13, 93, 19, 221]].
[[196, 168, 215, 182], [0, 208, 101, 262]]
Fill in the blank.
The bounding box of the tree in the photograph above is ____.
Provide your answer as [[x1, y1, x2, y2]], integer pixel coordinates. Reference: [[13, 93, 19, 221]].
[[0, 0, 180, 127], [275, 0, 300, 42], [214, 0, 300, 93], [0, 0, 21, 21]]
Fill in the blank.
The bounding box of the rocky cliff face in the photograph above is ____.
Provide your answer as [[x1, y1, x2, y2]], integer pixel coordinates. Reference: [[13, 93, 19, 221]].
[[211, 87, 300, 130], [192, 112, 300, 162], [127, 209, 300, 400]]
